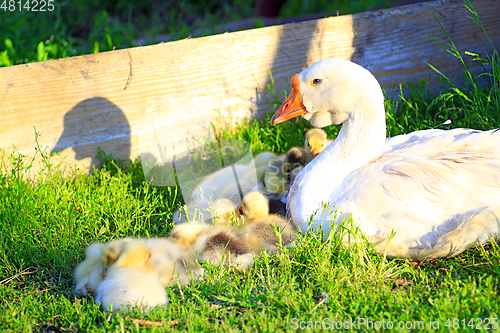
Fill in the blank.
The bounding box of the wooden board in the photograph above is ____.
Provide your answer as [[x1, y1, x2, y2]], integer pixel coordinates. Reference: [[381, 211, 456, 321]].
[[1, 0, 499, 176]]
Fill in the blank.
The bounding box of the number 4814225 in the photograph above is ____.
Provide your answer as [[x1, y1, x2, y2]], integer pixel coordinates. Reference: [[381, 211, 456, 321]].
[[444, 318, 498, 330], [1, 0, 55, 11]]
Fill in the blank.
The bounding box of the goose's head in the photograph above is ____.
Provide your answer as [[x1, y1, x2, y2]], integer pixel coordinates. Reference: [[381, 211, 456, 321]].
[[271, 58, 383, 128]]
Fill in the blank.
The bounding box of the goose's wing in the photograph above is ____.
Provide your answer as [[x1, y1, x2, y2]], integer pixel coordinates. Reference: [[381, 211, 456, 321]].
[[382, 129, 444, 153], [286, 129, 464, 219], [328, 128, 500, 254]]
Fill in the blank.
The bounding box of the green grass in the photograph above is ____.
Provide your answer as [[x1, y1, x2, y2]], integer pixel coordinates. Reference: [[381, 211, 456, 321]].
[[1, 1, 500, 332], [1, 145, 499, 332]]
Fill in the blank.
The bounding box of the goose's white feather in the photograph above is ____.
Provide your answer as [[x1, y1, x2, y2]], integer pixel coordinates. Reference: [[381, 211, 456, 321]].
[[275, 58, 500, 260]]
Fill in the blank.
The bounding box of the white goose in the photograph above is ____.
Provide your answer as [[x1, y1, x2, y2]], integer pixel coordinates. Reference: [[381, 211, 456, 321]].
[[271, 58, 500, 260]]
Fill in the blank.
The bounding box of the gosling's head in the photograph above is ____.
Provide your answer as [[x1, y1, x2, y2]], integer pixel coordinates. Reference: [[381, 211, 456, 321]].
[[241, 191, 269, 220], [285, 147, 307, 168], [305, 128, 328, 158], [112, 240, 150, 269]]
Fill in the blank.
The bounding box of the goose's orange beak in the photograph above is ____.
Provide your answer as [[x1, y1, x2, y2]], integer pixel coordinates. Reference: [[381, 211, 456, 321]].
[[271, 74, 308, 125]]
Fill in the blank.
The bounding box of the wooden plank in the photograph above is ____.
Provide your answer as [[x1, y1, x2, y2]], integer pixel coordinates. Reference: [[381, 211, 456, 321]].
[[1, 0, 499, 176]]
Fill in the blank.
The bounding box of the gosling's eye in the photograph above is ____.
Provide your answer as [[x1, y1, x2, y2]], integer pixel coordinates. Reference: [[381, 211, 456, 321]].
[[311, 78, 322, 86]]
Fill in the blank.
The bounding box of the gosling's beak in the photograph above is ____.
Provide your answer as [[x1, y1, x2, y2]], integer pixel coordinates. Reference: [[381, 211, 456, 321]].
[[310, 149, 319, 159], [271, 74, 308, 125]]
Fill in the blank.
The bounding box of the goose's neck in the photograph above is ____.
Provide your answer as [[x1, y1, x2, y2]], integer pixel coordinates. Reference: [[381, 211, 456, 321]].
[[334, 101, 386, 167], [305, 99, 386, 194]]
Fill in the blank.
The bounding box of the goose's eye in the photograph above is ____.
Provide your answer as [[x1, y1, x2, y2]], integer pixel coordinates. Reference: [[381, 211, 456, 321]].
[[311, 78, 322, 86]]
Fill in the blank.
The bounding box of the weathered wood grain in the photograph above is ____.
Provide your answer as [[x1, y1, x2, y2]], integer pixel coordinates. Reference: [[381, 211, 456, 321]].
[[0, 0, 499, 176]]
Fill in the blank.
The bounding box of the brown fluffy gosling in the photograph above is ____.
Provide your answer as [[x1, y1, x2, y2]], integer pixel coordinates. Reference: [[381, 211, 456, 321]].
[[285, 146, 309, 168], [240, 191, 297, 255], [192, 225, 254, 270], [169, 222, 253, 270]]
